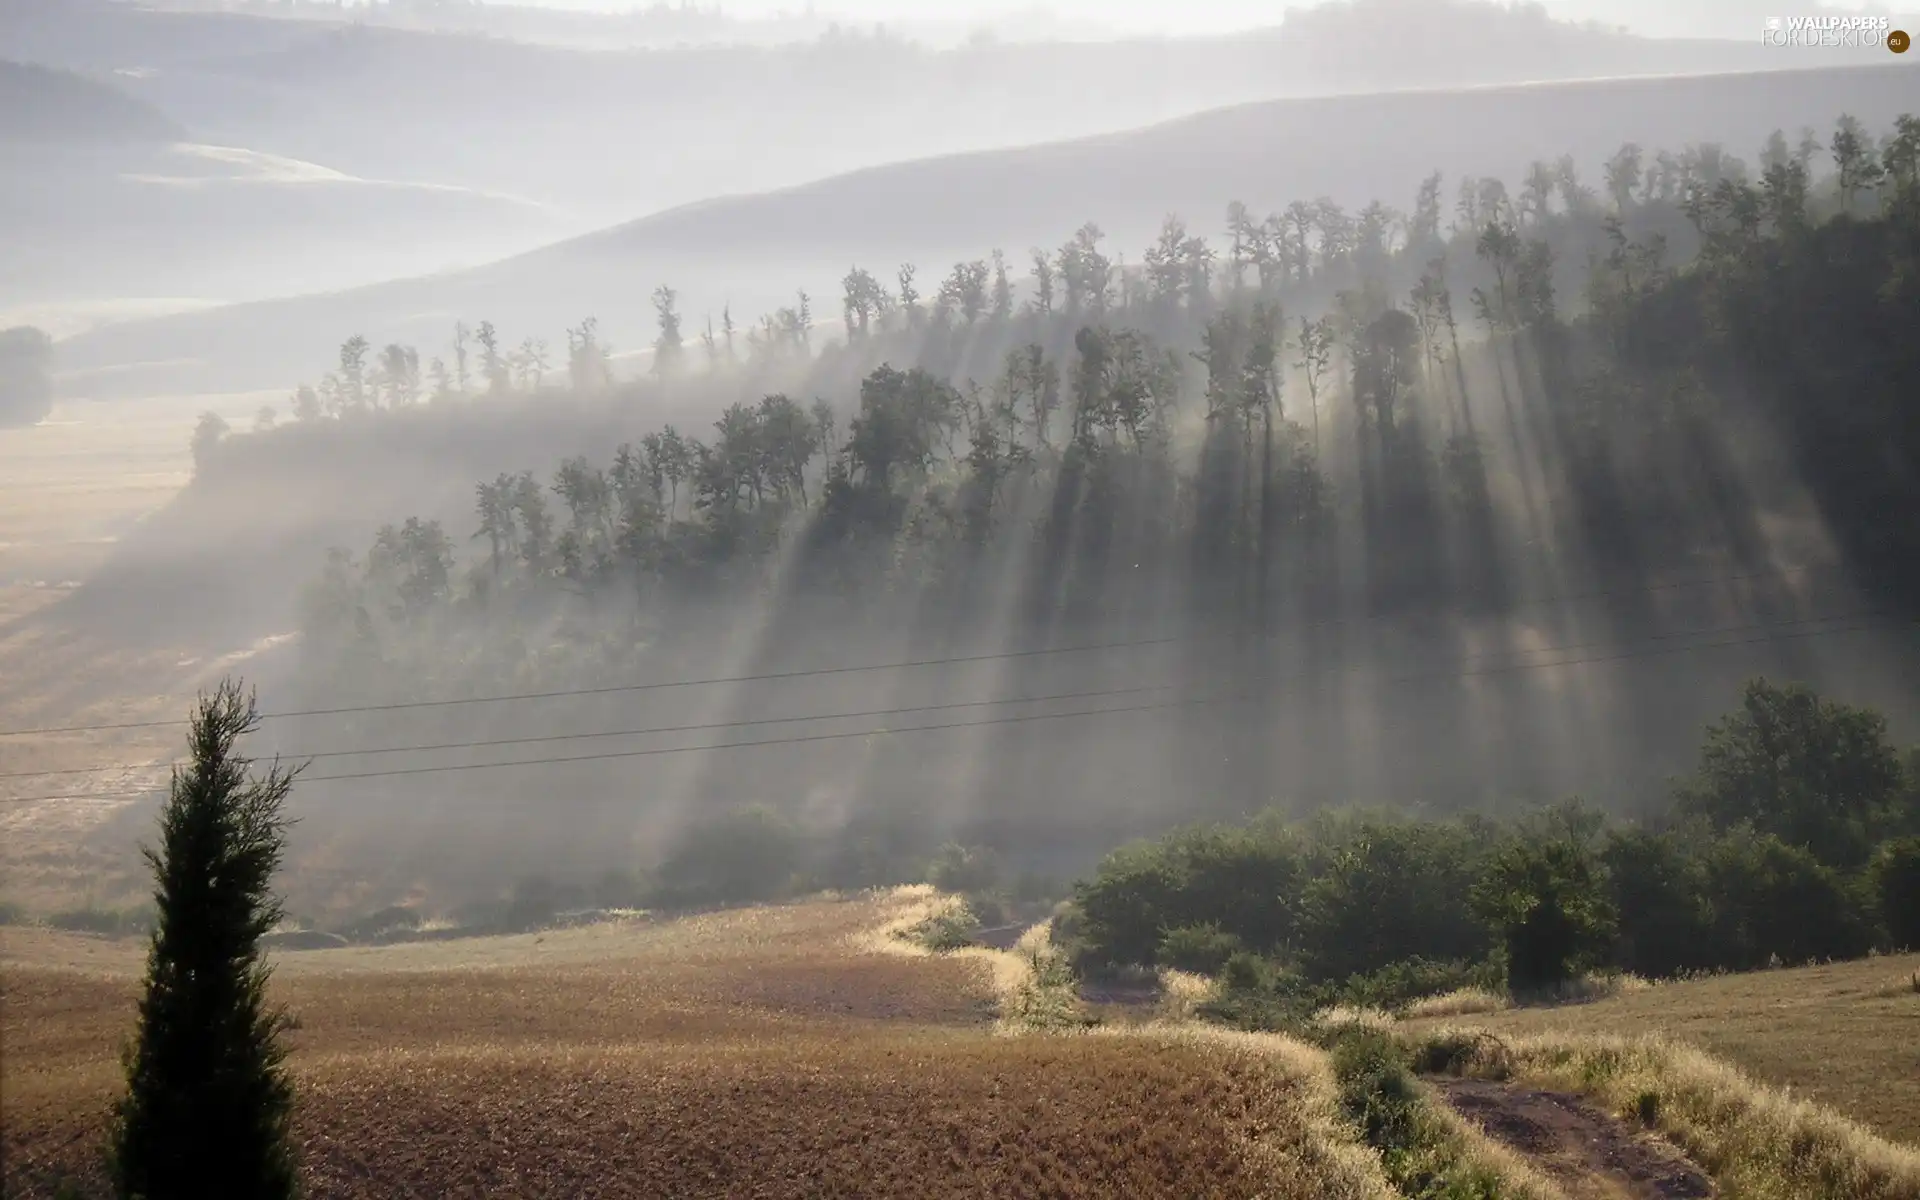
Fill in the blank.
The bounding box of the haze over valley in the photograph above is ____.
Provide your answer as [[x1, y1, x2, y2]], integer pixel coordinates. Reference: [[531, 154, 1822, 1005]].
[[4, 3, 1919, 1198]]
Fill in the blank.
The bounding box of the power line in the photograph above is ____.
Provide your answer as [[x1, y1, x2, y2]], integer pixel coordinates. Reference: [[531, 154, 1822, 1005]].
[[0, 562, 1851, 739], [5, 611, 1905, 806], [0, 681, 1183, 780], [0, 605, 1889, 783]]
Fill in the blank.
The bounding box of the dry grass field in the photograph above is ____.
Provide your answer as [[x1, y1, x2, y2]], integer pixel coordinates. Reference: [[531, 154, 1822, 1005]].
[[1402, 954, 1920, 1147], [4, 893, 1396, 1200]]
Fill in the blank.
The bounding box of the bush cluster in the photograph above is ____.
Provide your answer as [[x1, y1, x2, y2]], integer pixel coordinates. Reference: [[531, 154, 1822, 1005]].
[[1067, 679, 1920, 1009]]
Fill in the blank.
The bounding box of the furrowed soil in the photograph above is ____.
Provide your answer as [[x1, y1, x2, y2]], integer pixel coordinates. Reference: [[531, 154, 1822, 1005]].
[[3, 896, 1347, 1199]]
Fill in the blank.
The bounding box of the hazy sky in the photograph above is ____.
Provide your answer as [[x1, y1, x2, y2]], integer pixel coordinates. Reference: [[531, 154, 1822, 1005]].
[[495, 0, 1888, 39]]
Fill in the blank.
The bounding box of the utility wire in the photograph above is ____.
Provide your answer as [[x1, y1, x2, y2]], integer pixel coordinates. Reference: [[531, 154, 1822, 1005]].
[[5, 610, 1906, 805], [0, 605, 1890, 782], [0, 681, 1185, 780], [0, 604, 1896, 783], [0, 562, 1852, 739]]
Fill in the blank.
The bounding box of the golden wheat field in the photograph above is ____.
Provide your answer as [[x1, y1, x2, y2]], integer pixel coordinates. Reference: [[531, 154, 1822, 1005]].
[[5, 893, 1390, 1199], [1402, 954, 1920, 1147]]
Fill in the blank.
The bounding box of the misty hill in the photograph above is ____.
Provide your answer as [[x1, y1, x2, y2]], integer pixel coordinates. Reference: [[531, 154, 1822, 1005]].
[[57, 61, 1920, 397], [0, 59, 184, 144], [0, 139, 574, 318], [116, 0, 1125, 50], [5, 0, 1871, 320], [0, 0, 319, 75], [6, 0, 1831, 231], [56, 151, 1920, 868]]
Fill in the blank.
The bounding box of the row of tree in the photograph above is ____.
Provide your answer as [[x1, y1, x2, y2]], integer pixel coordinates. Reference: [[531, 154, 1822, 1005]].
[[241, 112, 1914, 427], [1066, 678, 1920, 998], [298, 103, 1920, 654], [261, 110, 1920, 821]]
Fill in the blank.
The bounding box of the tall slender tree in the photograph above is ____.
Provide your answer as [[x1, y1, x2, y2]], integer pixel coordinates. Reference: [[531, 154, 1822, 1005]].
[[653, 286, 685, 376], [109, 682, 301, 1200]]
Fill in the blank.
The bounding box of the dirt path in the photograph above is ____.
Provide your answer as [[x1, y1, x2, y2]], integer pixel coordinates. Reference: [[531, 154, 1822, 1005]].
[[1432, 1078, 1715, 1200]]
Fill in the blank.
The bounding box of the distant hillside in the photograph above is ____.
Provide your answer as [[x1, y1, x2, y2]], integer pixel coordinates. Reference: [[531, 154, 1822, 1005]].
[[4, 0, 1875, 320], [3, 0, 1837, 228], [55, 61, 1919, 397], [0, 139, 574, 314], [0, 0, 317, 74], [0, 59, 184, 144]]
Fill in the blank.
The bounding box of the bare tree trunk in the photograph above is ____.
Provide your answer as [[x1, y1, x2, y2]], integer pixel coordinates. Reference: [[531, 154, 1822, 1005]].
[[1258, 405, 1275, 635]]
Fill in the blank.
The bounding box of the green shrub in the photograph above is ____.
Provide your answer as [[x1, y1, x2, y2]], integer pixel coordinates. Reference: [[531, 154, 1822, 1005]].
[[1870, 835, 1920, 948], [1330, 1028, 1421, 1149], [1408, 1030, 1514, 1080], [48, 904, 154, 937], [1055, 683, 1917, 1009], [927, 843, 1002, 894], [1195, 951, 1317, 1033], [1072, 823, 1303, 968], [1336, 957, 1503, 1011], [650, 804, 801, 909], [336, 904, 422, 942], [1221, 950, 1274, 993], [1011, 871, 1064, 905], [1048, 898, 1085, 942], [1157, 922, 1244, 974], [1472, 835, 1617, 996], [1603, 825, 1715, 978], [501, 875, 566, 931], [815, 804, 938, 891], [1700, 829, 1874, 968], [590, 867, 646, 910], [905, 903, 980, 953], [1296, 817, 1491, 982], [1328, 1028, 1521, 1198], [1676, 678, 1907, 869], [1070, 840, 1190, 967]]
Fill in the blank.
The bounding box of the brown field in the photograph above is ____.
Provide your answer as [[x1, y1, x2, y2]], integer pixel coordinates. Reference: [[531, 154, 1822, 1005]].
[[1, 893, 1393, 1200], [1402, 953, 1920, 1147]]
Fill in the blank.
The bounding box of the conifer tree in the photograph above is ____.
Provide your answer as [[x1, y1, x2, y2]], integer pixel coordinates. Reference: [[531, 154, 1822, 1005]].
[[109, 680, 301, 1200]]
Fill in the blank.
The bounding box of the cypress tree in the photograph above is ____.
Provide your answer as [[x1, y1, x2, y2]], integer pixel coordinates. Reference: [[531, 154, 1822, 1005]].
[[109, 680, 301, 1199]]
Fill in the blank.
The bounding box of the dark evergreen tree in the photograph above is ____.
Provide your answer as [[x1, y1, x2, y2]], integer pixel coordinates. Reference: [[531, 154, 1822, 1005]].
[[109, 681, 301, 1200]]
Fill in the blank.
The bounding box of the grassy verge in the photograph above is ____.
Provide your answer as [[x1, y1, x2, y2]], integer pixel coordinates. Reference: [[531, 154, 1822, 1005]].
[[1154, 961, 1562, 1198], [1403, 974, 1653, 1021], [1411, 1029, 1920, 1200], [1397, 953, 1920, 1144], [987, 923, 1096, 1034], [899, 901, 982, 953], [1325, 1028, 1566, 1200]]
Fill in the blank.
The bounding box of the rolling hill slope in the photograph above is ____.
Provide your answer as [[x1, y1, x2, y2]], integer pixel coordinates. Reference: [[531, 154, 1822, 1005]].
[[1, 0, 1861, 228], [55, 60, 1919, 397], [0, 139, 573, 319], [0, 58, 184, 144]]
